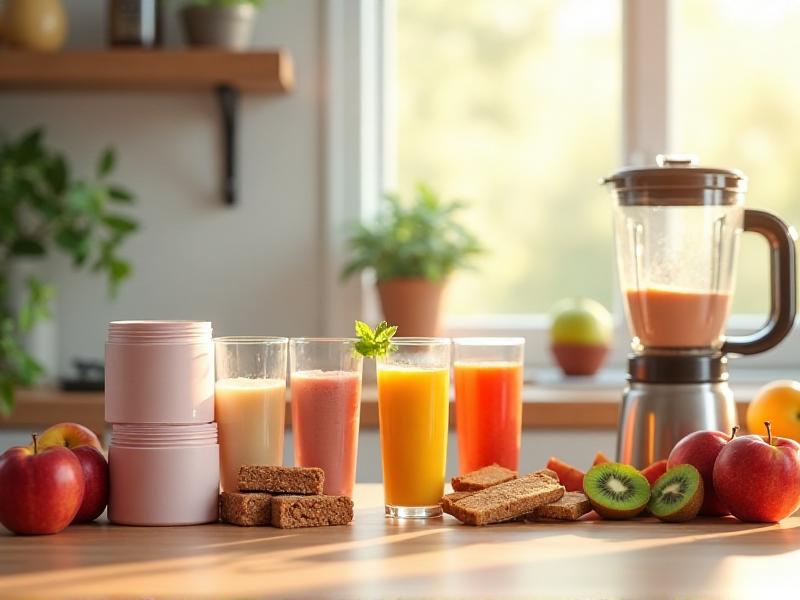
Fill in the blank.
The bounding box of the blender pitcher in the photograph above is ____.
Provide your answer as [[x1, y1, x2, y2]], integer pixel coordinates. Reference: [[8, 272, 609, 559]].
[[604, 155, 797, 467]]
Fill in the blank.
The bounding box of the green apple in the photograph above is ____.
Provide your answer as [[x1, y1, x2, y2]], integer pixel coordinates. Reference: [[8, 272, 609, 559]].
[[550, 298, 613, 346]]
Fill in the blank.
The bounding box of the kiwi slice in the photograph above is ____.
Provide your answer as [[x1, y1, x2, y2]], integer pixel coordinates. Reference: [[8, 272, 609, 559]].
[[583, 463, 651, 519], [647, 464, 704, 523]]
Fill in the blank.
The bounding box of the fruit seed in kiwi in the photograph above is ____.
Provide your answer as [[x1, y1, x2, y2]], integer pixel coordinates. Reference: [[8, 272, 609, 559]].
[[583, 463, 651, 519], [648, 463, 704, 523]]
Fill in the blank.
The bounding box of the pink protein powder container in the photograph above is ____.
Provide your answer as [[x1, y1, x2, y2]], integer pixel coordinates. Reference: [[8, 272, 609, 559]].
[[105, 321, 214, 424], [105, 320, 220, 526], [108, 424, 219, 526]]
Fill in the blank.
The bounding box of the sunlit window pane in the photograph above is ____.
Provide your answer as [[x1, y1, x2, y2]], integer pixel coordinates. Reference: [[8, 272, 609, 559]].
[[394, 0, 621, 315], [673, 0, 800, 315]]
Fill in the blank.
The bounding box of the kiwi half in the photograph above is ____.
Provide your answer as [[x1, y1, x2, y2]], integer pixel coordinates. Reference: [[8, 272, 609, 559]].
[[648, 464, 704, 523], [583, 463, 651, 519]]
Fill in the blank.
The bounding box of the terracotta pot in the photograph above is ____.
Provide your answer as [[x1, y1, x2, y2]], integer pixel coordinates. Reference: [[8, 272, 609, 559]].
[[4, 0, 67, 52], [181, 5, 257, 50], [376, 278, 446, 337], [551, 343, 609, 376]]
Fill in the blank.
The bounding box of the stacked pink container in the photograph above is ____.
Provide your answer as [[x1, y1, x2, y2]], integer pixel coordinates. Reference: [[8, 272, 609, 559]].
[[105, 321, 219, 525]]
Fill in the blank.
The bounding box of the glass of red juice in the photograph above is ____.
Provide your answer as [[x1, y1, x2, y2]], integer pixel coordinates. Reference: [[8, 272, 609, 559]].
[[289, 338, 362, 497], [454, 338, 525, 474]]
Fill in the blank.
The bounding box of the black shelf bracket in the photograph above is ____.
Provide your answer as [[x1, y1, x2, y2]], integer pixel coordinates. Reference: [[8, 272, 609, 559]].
[[216, 84, 239, 206]]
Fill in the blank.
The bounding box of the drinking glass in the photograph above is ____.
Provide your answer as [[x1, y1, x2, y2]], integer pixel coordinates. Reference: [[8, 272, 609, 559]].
[[376, 338, 451, 518], [454, 338, 525, 474], [290, 338, 363, 497], [214, 337, 288, 492]]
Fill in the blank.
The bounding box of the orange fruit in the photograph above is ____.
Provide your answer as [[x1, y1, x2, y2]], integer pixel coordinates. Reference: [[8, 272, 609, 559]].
[[746, 380, 800, 442]]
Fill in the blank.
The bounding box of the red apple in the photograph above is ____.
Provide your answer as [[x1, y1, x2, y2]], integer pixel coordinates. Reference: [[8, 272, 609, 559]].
[[713, 422, 800, 523], [37, 422, 102, 452], [640, 459, 668, 486], [0, 434, 85, 535], [546, 457, 585, 492], [71, 446, 109, 524], [668, 429, 734, 516]]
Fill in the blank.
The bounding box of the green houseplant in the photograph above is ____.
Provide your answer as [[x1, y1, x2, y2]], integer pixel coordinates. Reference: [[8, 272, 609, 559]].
[[181, 0, 266, 50], [0, 128, 139, 414], [342, 184, 483, 336]]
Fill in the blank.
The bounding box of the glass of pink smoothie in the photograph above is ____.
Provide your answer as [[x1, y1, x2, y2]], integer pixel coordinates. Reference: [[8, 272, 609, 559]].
[[289, 338, 362, 497]]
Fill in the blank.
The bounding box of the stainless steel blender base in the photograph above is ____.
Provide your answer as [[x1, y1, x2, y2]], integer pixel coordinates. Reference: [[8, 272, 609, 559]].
[[616, 381, 736, 468]]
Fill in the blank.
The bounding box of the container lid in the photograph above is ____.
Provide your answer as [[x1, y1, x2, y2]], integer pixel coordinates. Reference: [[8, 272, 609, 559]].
[[603, 154, 747, 206]]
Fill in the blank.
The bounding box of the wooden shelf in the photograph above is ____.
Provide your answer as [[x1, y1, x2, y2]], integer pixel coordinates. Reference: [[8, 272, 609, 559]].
[[0, 49, 293, 93], [0, 49, 294, 205]]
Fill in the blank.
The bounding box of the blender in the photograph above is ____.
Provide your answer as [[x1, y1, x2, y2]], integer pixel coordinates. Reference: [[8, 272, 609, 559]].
[[604, 155, 797, 467]]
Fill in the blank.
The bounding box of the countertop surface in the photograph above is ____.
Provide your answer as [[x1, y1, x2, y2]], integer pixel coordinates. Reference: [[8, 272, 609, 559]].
[[0, 484, 798, 599]]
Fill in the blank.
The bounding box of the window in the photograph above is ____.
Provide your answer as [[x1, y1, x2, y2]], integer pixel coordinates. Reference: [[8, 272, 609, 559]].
[[393, 0, 621, 315], [673, 0, 800, 316], [380, 0, 800, 368]]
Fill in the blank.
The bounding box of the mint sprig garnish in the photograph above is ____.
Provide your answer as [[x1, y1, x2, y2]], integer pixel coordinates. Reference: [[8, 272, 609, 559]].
[[353, 320, 398, 358]]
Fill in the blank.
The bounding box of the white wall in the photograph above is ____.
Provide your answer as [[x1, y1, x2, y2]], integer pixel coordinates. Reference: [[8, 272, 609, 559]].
[[0, 0, 326, 377]]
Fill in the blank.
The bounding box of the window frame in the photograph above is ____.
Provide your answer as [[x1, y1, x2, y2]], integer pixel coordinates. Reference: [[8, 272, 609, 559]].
[[325, 0, 800, 371]]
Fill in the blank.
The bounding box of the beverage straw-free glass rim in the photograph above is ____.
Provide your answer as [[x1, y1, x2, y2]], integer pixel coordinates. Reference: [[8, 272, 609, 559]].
[[390, 337, 451, 346], [290, 337, 359, 344], [214, 336, 288, 345], [453, 337, 525, 346]]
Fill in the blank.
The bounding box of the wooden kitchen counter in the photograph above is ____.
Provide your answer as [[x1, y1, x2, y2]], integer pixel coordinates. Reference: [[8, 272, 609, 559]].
[[0, 485, 797, 599], [1, 385, 754, 432]]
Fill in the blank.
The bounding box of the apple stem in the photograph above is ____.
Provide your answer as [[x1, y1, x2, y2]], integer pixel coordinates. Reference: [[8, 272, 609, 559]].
[[729, 425, 739, 441], [765, 421, 773, 445], [31, 433, 38, 455]]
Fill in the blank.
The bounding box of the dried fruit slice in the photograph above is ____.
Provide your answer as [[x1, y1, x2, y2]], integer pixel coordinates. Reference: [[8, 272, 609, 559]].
[[641, 459, 668, 486], [546, 457, 585, 492], [592, 451, 612, 466]]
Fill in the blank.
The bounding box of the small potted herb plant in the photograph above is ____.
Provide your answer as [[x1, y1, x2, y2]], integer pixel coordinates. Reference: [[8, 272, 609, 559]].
[[342, 184, 483, 336], [0, 128, 139, 413], [181, 0, 265, 50]]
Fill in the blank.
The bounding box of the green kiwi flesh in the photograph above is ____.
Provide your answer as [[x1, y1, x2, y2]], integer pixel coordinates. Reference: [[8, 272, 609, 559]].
[[648, 464, 704, 523], [583, 463, 651, 519]]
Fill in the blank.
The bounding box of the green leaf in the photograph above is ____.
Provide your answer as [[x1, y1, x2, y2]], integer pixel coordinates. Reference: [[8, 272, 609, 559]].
[[352, 320, 398, 358], [16, 128, 43, 164], [45, 155, 69, 194], [97, 147, 116, 178], [0, 376, 13, 416], [10, 238, 46, 256], [103, 214, 138, 234], [108, 185, 134, 203]]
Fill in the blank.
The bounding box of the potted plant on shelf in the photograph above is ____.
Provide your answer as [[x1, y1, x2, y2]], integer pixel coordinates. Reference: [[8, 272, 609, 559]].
[[180, 0, 265, 50], [342, 184, 484, 337], [0, 128, 139, 414]]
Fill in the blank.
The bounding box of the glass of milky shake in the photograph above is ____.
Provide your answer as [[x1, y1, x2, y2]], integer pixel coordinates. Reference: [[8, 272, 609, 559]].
[[289, 338, 363, 497], [214, 337, 288, 492]]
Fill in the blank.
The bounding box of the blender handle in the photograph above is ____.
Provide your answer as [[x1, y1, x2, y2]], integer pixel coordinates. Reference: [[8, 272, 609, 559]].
[[722, 209, 797, 356]]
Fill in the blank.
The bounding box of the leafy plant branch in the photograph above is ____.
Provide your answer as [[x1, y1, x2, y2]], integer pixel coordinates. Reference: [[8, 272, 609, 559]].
[[0, 128, 139, 414]]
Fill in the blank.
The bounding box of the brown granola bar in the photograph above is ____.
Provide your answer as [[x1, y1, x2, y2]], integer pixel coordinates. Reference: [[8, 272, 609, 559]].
[[443, 472, 565, 526], [441, 491, 475, 513], [271, 495, 354, 529], [219, 492, 272, 526], [238, 465, 324, 495], [529, 491, 592, 521], [451, 464, 518, 492]]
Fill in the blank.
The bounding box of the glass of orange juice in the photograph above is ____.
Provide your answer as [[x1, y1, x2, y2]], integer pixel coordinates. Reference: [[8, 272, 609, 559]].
[[454, 338, 524, 474], [377, 338, 451, 518]]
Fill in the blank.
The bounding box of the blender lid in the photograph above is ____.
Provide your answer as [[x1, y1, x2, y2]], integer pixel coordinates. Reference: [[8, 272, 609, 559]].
[[603, 154, 747, 206]]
